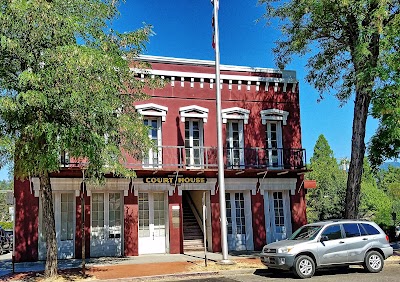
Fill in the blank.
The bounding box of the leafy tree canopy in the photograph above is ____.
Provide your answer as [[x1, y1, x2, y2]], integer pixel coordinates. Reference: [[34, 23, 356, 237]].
[[306, 135, 346, 222], [259, 0, 400, 218], [0, 0, 160, 180]]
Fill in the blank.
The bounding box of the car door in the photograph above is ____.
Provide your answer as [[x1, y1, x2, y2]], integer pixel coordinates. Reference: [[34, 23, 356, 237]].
[[317, 224, 348, 265], [342, 223, 366, 263]]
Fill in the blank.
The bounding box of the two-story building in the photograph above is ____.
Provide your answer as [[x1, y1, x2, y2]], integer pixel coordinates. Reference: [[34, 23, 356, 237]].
[[13, 55, 309, 262]]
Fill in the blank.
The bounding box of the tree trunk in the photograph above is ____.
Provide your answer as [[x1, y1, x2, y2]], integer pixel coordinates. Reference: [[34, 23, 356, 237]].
[[345, 88, 371, 219], [40, 171, 58, 277]]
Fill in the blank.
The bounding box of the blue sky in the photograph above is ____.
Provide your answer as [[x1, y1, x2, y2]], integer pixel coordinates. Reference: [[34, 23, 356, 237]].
[[0, 0, 379, 181]]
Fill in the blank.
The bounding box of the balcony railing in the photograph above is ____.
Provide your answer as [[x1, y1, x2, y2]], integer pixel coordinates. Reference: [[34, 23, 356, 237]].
[[61, 146, 306, 170]]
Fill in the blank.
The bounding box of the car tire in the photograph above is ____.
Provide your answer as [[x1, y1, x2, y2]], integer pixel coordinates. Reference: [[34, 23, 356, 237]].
[[363, 251, 384, 273], [293, 255, 315, 279]]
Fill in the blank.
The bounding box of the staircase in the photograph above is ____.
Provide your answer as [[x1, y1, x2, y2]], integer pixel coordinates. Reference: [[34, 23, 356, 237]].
[[183, 194, 205, 252]]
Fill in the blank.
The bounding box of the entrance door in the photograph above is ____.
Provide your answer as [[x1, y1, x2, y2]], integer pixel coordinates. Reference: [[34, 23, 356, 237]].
[[226, 192, 247, 251], [265, 191, 292, 243], [38, 192, 76, 260], [90, 192, 123, 257], [138, 192, 166, 254], [226, 121, 244, 169], [185, 120, 204, 168]]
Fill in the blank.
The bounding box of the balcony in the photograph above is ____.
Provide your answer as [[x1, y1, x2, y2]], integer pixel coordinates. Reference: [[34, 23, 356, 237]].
[[61, 146, 306, 172], [127, 146, 306, 171]]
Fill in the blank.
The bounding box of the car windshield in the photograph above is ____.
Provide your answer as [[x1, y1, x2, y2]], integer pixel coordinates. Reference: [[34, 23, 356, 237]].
[[289, 225, 322, 240]]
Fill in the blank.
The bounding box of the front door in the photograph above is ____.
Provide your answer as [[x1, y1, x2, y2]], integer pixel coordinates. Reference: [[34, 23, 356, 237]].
[[138, 192, 167, 254], [90, 192, 123, 257], [38, 192, 76, 260], [265, 191, 292, 243], [226, 192, 248, 251], [318, 224, 348, 265]]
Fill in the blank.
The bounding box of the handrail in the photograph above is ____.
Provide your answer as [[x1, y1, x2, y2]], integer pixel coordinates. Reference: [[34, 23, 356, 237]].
[[183, 192, 204, 234]]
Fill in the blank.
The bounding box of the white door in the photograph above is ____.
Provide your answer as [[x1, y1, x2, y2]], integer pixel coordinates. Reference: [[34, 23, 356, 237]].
[[226, 192, 253, 251], [143, 118, 162, 168], [138, 192, 167, 254], [90, 192, 123, 257], [266, 122, 283, 168], [38, 192, 76, 260], [265, 191, 292, 243], [185, 120, 204, 168], [226, 121, 244, 169]]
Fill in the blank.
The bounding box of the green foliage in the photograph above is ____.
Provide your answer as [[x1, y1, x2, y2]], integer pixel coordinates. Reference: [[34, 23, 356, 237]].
[[376, 166, 400, 225], [0, 180, 12, 222], [306, 135, 347, 222], [359, 159, 393, 225], [0, 0, 159, 181], [0, 221, 13, 230], [259, 0, 400, 218]]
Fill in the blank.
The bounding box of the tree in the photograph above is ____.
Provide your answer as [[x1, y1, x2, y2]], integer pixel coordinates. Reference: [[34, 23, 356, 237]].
[[0, 0, 158, 277], [0, 180, 12, 222], [359, 159, 392, 225], [377, 166, 400, 224], [259, 0, 400, 219], [306, 135, 346, 222]]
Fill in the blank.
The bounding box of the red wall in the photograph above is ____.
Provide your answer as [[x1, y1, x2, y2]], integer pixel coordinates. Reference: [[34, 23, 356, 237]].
[[14, 179, 39, 262], [251, 189, 266, 251], [168, 188, 183, 254], [124, 189, 138, 256], [290, 177, 308, 232], [210, 190, 221, 252]]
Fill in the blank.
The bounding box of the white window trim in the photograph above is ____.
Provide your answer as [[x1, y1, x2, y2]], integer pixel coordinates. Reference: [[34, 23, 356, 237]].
[[179, 105, 209, 123], [86, 178, 130, 196], [135, 103, 168, 122], [260, 109, 289, 125], [259, 178, 297, 195], [222, 107, 250, 124], [32, 178, 81, 197]]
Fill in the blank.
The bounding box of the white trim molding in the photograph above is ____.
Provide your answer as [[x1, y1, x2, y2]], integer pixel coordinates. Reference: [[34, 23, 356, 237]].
[[260, 109, 289, 125], [259, 178, 297, 195], [224, 178, 258, 195], [179, 105, 209, 123], [32, 178, 82, 197], [132, 179, 175, 196], [221, 107, 250, 124], [135, 103, 169, 122], [86, 178, 131, 196]]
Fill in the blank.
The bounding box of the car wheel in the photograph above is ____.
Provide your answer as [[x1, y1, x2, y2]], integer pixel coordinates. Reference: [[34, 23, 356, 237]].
[[293, 255, 315, 279], [363, 251, 384, 273]]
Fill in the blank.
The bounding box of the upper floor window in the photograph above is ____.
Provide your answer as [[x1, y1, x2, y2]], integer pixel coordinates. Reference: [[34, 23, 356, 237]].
[[260, 109, 288, 168], [135, 103, 168, 168], [180, 105, 208, 169], [222, 107, 249, 169]]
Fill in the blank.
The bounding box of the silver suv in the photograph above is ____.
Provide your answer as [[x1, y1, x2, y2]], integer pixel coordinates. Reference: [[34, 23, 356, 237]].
[[260, 220, 393, 279]]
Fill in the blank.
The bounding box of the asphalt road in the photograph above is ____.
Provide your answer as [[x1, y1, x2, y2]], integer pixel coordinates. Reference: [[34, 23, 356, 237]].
[[163, 264, 400, 282]]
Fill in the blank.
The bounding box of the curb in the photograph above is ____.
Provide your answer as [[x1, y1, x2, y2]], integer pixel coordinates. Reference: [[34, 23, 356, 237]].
[[91, 260, 400, 282]]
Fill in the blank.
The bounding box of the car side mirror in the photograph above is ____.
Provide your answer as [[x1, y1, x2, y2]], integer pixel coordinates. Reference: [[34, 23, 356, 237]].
[[320, 235, 329, 242]]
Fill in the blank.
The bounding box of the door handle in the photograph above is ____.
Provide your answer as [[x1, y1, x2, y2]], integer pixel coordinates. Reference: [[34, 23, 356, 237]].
[[339, 241, 345, 244], [153, 232, 155, 240], [362, 238, 368, 241]]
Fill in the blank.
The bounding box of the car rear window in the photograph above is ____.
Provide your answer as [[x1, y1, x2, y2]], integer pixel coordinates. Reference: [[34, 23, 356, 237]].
[[343, 223, 361, 237], [361, 223, 381, 235]]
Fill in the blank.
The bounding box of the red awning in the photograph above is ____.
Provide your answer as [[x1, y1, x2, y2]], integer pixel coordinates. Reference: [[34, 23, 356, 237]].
[[304, 180, 317, 189]]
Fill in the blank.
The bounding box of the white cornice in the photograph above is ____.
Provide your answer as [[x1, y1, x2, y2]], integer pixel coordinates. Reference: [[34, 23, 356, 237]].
[[137, 55, 297, 80]]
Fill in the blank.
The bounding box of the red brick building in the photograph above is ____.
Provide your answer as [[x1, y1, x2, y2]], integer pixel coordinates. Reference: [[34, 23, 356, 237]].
[[14, 55, 308, 261]]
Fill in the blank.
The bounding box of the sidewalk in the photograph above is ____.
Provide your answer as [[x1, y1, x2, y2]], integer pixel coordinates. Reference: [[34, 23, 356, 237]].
[[1, 246, 399, 282]]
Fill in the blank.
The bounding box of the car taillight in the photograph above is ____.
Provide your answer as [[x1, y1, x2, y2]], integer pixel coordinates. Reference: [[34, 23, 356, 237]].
[[386, 235, 389, 242]]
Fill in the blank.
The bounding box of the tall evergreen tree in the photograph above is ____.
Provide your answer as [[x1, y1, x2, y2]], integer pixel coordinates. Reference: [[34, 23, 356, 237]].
[[259, 0, 400, 219], [0, 0, 159, 277], [306, 135, 346, 222]]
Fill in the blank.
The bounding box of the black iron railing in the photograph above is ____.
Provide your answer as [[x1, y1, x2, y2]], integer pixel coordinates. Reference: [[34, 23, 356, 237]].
[[61, 146, 306, 170]]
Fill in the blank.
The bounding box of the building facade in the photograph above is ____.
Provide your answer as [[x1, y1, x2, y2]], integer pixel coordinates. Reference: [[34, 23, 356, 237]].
[[14, 55, 310, 262]]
